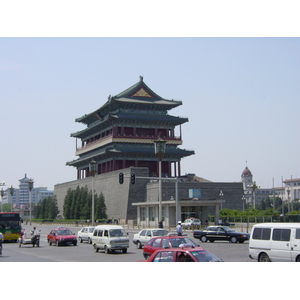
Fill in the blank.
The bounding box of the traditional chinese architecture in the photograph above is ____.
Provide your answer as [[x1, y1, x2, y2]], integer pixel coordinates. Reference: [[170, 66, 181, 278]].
[[66, 76, 194, 179], [54, 77, 244, 226]]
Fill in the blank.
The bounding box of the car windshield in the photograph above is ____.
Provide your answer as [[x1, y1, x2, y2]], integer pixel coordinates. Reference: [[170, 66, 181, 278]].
[[88, 227, 95, 232], [152, 230, 168, 236], [57, 230, 73, 235], [109, 229, 127, 237], [190, 250, 221, 262], [170, 237, 197, 248]]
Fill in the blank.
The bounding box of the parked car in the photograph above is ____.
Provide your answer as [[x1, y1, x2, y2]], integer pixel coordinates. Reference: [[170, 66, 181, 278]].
[[193, 226, 250, 243], [181, 218, 201, 229], [133, 228, 169, 248], [77, 227, 95, 244], [139, 245, 222, 262], [47, 227, 77, 246], [143, 235, 198, 259]]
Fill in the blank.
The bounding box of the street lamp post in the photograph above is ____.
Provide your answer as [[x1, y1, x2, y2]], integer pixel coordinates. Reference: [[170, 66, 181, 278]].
[[28, 179, 34, 225], [154, 134, 167, 225], [287, 186, 291, 212], [89, 159, 97, 226], [242, 195, 245, 211], [0, 189, 4, 213], [0, 182, 5, 212], [9, 185, 14, 212], [219, 191, 224, 210]]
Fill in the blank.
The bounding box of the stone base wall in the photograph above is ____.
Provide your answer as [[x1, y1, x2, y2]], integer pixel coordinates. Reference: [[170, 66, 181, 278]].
[[54, 167, 149, 222]]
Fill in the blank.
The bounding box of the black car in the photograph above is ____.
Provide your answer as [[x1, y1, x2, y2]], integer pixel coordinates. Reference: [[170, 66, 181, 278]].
[[193, 226, 250, 243]]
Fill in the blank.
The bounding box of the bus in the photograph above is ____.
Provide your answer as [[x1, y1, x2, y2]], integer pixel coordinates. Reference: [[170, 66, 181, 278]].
[[0, 212, 22, 242]]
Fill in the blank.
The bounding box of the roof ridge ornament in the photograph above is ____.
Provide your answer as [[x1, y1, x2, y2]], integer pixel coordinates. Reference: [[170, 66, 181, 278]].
[[139, 75, 143, 82]]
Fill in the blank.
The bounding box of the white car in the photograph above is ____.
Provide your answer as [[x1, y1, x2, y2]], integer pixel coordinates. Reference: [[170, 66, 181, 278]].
[[181, 219, 201, 229], [133, 228, 169, 249], [77, 227, 95, 244]]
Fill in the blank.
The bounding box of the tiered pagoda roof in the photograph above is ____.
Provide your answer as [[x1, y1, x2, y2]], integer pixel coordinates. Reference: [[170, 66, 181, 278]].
[[66, 76, 195, 173]]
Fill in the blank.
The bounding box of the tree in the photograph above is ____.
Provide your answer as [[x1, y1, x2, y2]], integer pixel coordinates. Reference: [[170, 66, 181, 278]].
[[34, 196, 60, 219], [63, 186, 107, 220]]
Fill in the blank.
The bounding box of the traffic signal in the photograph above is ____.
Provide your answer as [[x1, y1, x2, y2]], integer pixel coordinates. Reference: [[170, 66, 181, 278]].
[[131, 173, 135, 184], [119, 172, 124, 184]]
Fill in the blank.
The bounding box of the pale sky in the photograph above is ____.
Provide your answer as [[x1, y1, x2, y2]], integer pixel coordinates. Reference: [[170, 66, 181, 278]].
[[0, 3, 299, 191]]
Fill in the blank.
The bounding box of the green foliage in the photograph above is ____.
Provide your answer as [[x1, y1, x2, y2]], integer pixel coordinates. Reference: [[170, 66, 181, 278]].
[[63, 185, 107, 220], [1, 203, 13, 212], [34, 195, 60, 219]]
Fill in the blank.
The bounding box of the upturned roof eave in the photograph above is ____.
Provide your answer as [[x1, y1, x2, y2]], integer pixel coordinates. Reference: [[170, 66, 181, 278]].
[[74, 77, 182, 124]]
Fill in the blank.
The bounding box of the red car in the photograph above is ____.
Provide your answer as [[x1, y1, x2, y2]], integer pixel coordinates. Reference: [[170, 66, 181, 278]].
[[140, 245, 222, 262], [143, 235, 199, 259], [47, 227, 77, 246]]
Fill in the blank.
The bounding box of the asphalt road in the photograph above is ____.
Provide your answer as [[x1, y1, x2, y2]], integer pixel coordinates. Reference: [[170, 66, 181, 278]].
[[0, 223, 253, 262]]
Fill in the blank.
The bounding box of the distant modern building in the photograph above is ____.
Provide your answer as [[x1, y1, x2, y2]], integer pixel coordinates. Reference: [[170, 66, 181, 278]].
[[2, 174, 53, 209], [55, 77, 245, 225]]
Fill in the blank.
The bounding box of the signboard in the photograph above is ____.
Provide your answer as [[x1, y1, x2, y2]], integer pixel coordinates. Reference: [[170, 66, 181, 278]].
[[189, 189, 201, 198]]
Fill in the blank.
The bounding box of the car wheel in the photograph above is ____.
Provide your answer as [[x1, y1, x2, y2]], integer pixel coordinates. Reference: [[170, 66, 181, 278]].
[[230, 237, 237, 243], [201, 236, 207, 242], [88, 237, 92, 244], [79, 237, 83, 243], [143, 253, 150, 259], [94, 244, 98, 253], [137, 241, 142, 249], [122, 248, 127, 254], [48, 240, 52, 246], [56, 240, 60, 247], [104, 246, 110, 254], [73, 242, 77, 246], [259, 253, 271, 262], [296, 256, 300, 262]]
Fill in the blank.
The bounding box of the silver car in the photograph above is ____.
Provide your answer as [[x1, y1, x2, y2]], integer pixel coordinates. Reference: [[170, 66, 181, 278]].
[[133, 228, 169, 249], [77, 227, 95, 244]]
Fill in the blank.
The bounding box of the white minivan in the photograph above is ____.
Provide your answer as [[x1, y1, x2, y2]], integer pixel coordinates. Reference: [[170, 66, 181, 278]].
[[249, 223, 300, 262], [92, 225, 129, 254]]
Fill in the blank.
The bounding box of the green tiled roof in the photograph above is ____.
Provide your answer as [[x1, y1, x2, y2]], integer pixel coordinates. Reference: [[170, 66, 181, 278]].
[[75, 77, 182, 125]]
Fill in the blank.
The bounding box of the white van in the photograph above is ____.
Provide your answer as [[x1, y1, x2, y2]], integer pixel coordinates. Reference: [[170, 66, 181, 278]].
[[249, 223, 300, 262], [92, 225, 129, 254]]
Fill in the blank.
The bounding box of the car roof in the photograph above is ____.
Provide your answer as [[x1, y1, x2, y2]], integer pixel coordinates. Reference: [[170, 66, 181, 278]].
[[141, 228, 168, 231], [151, 235, 187, 240], [94, 225, 125, 229], [152, 246, 205, 253], [252, 223, 300, 229]]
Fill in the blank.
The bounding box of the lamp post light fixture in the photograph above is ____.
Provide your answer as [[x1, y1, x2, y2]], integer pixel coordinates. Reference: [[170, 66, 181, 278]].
[[89, 159, 97, 226], [28, 179, 34, 225], [9, 185, 14, 212], [219, 191, 224, 210], [154, 133, 167, 225], [242, 195, 246, 211]]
